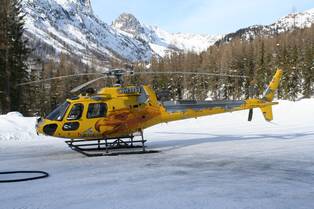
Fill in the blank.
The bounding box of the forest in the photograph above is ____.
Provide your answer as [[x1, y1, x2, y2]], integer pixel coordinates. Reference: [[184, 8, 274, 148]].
[[0, 0, 313, 115], [139, 24, 314, 102]]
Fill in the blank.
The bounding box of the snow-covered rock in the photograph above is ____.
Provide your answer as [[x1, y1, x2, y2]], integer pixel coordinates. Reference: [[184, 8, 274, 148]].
[[218, 8, 314, 44], [273, 8, 314, 32], [21, 0, 314, 64], [112, 13, 222, 56], [22, 0, 153, 63], [21, 0, 222, 64]]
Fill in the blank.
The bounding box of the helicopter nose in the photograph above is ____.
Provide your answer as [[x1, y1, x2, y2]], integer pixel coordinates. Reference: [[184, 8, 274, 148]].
[[36, 118, 59, 136], [35, 117, 44, 135]]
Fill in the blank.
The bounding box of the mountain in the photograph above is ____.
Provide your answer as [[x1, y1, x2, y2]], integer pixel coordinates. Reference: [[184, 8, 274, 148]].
[[22, 0, 153, 65], [112, 13, 222, 56], [216, 8, 314, 44], [21, 0, 314, 65], [21, 0, 221, 65]]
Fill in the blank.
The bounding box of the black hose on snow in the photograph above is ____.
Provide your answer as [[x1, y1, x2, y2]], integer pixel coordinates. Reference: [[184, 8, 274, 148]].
[[0, 171, 49, 183]]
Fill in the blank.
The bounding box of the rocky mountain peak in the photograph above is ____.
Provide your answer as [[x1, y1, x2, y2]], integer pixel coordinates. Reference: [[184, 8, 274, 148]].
[[79, 0, 92, 11], [112, 13, 144, 35], [273, 7, 314, 30], [52, 0, 93, 13]]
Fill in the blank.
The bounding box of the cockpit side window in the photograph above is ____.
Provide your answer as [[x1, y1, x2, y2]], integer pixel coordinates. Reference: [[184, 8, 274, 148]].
[[87, 103, 107, 119], [46, 101, 70, 121], [67, 103, 84, 120]]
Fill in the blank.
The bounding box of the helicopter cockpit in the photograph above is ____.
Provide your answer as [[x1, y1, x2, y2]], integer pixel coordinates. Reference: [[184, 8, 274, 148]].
[[45, 100, 108, 121], [46, 101, 70, 121], [36, 97, 109, 138]]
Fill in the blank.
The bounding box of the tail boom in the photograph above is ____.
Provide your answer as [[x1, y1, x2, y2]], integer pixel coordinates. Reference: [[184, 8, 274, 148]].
[[159, 69, 283, 123]]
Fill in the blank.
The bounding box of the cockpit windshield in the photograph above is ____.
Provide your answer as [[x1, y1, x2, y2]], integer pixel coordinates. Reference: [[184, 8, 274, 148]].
[[46, 101, 70, 121]]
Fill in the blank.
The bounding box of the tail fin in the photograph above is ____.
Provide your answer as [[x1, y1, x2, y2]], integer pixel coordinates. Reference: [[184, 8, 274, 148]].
[[259, 69, 283, 121], [262, 69, 283, 102]]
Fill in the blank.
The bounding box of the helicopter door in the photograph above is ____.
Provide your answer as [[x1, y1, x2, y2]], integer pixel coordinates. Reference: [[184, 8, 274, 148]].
[[63, 103, 84, 131], [87, 103, 107, 119]]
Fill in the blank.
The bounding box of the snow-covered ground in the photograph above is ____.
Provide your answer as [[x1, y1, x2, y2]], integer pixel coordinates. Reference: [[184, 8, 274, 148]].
[[1, 99, 314, 209]]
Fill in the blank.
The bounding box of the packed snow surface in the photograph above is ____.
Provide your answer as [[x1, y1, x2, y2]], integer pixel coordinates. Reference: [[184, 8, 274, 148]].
[[1, 100, 314, 209]]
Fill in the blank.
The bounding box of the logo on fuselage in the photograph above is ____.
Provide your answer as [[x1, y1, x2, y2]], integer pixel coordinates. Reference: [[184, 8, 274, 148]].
[[119, 87, 141, 94], [80, 128, 102, 138]]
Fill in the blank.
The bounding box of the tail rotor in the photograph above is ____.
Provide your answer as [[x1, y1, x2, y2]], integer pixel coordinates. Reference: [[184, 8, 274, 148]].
[[247, 79, 257, 122]]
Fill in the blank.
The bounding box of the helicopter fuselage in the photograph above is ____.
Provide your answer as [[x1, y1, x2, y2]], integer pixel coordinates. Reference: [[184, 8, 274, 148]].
[[36, 69, 282, 140], [36, 85, 162, 139]]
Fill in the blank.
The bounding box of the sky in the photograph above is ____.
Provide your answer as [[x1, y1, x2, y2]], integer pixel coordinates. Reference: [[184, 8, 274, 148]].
[[91, 0, 314, 35]]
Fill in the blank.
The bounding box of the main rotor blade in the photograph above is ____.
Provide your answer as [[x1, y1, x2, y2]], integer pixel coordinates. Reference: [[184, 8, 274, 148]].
[[133, 71, 249, 78], [17, 73, 104, 86], [70, 76, 107, 93]]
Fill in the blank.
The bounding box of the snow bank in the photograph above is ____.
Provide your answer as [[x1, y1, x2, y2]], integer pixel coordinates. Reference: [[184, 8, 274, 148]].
[[0, 112, 38, 142]]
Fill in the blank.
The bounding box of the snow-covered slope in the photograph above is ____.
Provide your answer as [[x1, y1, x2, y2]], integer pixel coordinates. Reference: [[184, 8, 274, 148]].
[[217, 8, 314, 44], [112, 13, 222, 56], [22, 0, 221, 63], [1, 99, 314, 209], [20, 0, 314, 63], [273, 8, 314, 32], [22, 0, 153, 63]]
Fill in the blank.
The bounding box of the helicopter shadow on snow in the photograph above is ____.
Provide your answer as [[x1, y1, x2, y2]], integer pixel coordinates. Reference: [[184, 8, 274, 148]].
[[23, 131, 314, 159], [147, 131, 314, 152]]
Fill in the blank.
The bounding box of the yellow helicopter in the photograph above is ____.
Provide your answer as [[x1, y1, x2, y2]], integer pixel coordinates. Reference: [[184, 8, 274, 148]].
[[19, 68, 283, 156]]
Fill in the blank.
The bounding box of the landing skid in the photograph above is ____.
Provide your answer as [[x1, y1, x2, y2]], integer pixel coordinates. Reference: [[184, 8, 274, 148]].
[[65, 132, 159, 157]]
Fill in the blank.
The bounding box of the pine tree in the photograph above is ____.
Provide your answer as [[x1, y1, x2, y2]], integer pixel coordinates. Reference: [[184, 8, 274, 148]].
[[0, 0, 10, 113], [302, 39, 314, 98], [0, 0, 29, 113]]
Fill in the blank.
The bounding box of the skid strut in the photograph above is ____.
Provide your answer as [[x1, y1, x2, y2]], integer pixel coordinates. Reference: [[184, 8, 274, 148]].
[[65, 131, 158, 157]]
